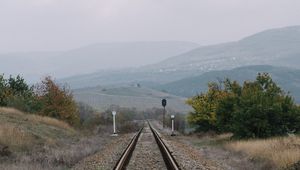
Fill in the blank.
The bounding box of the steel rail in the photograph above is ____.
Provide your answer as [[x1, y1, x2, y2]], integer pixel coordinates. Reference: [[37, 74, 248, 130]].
[[114, 121, 180, 170], [113, 127, 143, 170], [148, 121, 181, 170]]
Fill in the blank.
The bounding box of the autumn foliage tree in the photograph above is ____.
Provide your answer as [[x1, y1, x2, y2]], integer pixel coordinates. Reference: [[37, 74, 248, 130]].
[[35, 76, 80, 126]]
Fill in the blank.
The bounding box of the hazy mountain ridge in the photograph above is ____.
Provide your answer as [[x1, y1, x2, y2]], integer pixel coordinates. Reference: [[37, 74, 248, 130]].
[[156, 65, 300, 103], [61, 25, 300, 89], [145, 26, 300, 72], [50, 41, 199, 76], [0, 41, 199, 82]]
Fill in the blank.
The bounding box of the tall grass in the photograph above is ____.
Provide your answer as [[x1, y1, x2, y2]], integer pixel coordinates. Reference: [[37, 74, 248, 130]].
[[0, 107, 74, 131], [226, 136, 300, 168], [0, 107, 75, 150], [0, 107, 113, 169], [0, 123, 35, 150]]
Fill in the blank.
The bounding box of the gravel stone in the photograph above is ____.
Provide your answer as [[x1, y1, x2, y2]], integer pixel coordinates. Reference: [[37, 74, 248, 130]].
[[72, 133, 134, 170], [150, 121, 221, 170], [127, 122, 167, 170]]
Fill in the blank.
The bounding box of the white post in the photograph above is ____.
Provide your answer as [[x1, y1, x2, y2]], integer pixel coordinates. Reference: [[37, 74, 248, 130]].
[[172, 119, 174, 132], [113, 114, 116, 134], [171, 115, 175, 136], [112, 111, 118, 136]]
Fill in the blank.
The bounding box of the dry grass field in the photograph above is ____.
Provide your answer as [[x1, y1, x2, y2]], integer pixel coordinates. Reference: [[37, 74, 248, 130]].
[[0, 107, 75, 151], [226, 135, 300, 169], [73, 86, 191, 113], [186, 132, 300, 169], [0, 107, 114, 170]]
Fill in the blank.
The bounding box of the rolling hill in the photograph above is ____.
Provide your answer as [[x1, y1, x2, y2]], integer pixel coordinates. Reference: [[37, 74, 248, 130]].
[[73, 85, 191, 113], [61, 25, 300, 89], [155, 65, 300, 103], [145, 25, 300, 72], [0, 41, 198, 83]]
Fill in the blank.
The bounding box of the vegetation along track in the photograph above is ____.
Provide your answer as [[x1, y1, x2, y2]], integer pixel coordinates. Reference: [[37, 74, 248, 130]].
[[114, 121, 180, 170]]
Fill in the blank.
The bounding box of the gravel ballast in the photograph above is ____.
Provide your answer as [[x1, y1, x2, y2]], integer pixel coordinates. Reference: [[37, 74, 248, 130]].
[[127, 122, 167, 170]]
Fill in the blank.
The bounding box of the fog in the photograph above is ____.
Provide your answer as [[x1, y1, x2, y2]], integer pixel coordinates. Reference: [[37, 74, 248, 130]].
[[1, 0, 300, 53]]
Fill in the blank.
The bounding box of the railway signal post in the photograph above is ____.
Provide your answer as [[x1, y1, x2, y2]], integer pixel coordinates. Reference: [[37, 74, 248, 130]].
[[171, 115, 175, 136], [162, 99, 167, 128], [112, 111, 118, 136]]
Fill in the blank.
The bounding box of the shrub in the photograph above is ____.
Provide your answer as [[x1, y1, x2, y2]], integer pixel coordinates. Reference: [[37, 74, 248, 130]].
[[187, 73, 300, 138], [77, 102, 95, 124]]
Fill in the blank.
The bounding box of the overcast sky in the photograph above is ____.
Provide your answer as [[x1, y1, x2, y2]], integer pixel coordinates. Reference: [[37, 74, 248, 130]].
[[1, 0, 300, 53]]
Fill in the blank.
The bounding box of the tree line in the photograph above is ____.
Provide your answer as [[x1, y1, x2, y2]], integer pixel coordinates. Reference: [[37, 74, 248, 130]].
[[0, 75, 80, 126], [0, 74, 146, 131], [186, 73, 300, 138]]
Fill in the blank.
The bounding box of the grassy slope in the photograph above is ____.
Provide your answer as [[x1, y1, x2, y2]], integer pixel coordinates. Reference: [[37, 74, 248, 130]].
[[73, 86, 191, 113], [0, 107, 76, 151], [0, 107, 117, 170], [189, 133, 300, 169], [226, 136, 300, 169]]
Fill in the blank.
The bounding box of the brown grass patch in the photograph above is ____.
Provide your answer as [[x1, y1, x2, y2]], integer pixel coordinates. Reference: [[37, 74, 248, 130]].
[[0, 107, 76, 151], [0, 107, 74, 131], [226, 136, 300, 168], [0, 123, 35, 150]]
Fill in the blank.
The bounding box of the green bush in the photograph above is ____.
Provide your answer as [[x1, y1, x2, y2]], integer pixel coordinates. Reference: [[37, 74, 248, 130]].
[[187, 73, 300, 138], [0, 75, 41, 112]]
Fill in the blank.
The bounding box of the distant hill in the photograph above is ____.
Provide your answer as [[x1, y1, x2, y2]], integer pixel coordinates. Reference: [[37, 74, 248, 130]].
[[61, 25, 300, 89], [73, 86, 191, 113], [50, 41, 199, 76], [61, 69, 201, 89], [146, 25, 300, 72], [0, 51, 62, 82], [0, 41, 199, 82], [155, 65, 300, 103]]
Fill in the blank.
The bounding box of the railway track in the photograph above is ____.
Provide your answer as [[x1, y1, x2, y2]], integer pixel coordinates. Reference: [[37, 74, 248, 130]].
[[114, 121, 180, 170]]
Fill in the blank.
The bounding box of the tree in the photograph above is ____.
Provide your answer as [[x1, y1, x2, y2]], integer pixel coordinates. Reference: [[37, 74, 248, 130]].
[[7, 75, 30, 96], [0, 74, 8, 106], [187, 73, 300, 138], [232, 73, 300, 138], [6, 75, 40, 112], [0, 74, 39, 112], [35, 76, 80, 126], [186, 82, 224, 132]]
